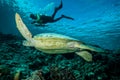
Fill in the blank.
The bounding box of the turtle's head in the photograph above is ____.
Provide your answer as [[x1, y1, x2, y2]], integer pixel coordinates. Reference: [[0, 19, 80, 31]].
[[23, 40, 34, 47]]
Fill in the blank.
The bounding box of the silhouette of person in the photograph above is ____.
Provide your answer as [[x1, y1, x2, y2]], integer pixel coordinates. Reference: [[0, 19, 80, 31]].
[[30, 0, 74, 26]]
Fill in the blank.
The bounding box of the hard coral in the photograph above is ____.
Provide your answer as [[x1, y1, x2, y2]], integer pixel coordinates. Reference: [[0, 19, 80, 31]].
[[0, 65, 12, 80], [24, 66, 76, 80], [23, 70, 45, 80], [0, 65, 10, 76], [45, 66, 76, 80]]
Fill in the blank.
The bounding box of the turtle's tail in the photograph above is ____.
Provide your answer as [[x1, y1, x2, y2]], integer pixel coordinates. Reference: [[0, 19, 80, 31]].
[[15, 13, 32, 41]]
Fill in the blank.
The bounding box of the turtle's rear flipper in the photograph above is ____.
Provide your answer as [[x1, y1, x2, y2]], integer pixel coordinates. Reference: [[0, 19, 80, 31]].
[[15, 13, 32, 41], [75, 51, 92, 62]]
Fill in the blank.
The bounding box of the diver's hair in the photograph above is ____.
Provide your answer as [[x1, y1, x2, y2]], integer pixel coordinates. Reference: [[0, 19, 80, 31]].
[[30, 14, 37, 19]]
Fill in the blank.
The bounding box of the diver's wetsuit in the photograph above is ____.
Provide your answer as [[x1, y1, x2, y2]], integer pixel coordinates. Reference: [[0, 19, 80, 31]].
[[30, 1, 74, 26]]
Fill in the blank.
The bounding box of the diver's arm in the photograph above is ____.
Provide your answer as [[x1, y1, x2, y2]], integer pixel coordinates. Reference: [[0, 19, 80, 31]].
[[35, 24, 41, 26], [34, 22, 47, 27], [31, 21, 37, 24], [34, 21, 44, 26], [35, 24, 46, 27]]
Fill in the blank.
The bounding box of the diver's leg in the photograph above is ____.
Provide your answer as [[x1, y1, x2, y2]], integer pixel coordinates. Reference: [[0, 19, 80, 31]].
[[61, 15, 74, 20], [53, 16, 63, 22], [53, 15, 74, 22], [52, 0, 63, 18]]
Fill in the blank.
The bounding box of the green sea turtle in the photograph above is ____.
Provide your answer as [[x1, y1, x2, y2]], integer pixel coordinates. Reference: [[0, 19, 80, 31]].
[[15, 13, 105, 62]]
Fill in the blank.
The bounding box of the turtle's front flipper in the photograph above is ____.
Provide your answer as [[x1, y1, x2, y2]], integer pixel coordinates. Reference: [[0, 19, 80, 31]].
[[15, 13, 32, 41], [75, 51, 92, 62]]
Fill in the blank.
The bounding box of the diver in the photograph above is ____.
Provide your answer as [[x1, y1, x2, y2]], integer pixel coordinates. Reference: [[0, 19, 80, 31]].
[[30, 0, 74, 26]]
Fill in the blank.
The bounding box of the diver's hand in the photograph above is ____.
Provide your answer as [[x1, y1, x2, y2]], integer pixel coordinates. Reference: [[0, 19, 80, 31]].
[[35, 24, 41, 26], [35, 24, 48, 27], [31, 21, 37, 24]]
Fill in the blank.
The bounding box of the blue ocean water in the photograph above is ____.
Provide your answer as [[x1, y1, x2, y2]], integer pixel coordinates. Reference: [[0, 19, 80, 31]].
[[0, 0, 120, 50]]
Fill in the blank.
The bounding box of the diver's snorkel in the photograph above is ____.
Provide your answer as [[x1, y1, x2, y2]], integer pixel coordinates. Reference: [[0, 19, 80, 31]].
[[36, 14, 41, 21]]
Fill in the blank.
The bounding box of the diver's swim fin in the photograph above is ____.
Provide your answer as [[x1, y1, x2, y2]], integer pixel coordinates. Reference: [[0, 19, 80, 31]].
[[52, 0, 63, 18], [55, 0, 63, 11], [62, 15, 74, 20]]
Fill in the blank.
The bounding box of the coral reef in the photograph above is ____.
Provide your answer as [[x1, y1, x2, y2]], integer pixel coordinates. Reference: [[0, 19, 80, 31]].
[[22, 66, 76, 80], [45, 66, 76, 80], [23, 70, 45, 80], [0, 65, 12, 80], [0, 32, 120, 80]]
